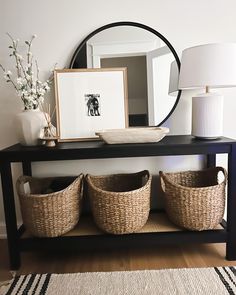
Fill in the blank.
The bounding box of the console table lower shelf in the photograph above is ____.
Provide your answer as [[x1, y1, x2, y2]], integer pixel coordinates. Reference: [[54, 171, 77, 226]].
[[19, 212, 227, 252]]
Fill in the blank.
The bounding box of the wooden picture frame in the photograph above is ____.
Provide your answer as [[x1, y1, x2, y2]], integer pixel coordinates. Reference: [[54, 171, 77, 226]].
[[54, 68, 128, 142]]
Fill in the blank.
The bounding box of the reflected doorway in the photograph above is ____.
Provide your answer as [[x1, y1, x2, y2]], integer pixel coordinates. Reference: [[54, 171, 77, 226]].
[[101, 56, 148, 126]]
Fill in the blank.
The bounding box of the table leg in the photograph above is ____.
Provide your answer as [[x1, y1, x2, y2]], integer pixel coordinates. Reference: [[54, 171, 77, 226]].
[[1, 161, 20, 269], [22, 161, 32, 176], [226, 143, 236, 260], [206, 154, 216, 168]]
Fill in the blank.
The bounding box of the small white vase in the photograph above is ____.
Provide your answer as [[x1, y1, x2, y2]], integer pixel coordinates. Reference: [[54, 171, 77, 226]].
[[14, 109, 47, 146]]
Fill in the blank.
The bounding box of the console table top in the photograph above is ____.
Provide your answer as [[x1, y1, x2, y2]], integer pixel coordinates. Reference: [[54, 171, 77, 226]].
[[0, 135, 235, 162]]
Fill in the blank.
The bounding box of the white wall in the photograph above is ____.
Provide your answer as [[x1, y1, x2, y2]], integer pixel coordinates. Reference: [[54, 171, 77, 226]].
[[1, 0, 236, 235]]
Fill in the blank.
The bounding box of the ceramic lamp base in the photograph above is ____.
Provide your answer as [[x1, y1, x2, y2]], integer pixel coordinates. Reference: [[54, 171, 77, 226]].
[[192, 93, 223, 139]]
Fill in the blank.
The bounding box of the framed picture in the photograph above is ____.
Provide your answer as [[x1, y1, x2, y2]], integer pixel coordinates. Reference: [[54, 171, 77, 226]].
[[54, 68, 128, 142]]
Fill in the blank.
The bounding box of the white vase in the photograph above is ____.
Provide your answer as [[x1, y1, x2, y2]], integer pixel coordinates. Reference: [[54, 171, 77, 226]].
[[14, 109, 47, 146]]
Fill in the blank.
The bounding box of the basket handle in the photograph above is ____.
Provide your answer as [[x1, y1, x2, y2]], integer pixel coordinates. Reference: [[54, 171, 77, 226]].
[[16, 175, 33, 196], [159, 171, 166, 192], [216, 166, 228, 184], [71, 174, 84, 199], [139, 170, 151, 185], [159, 167, 227, 190]]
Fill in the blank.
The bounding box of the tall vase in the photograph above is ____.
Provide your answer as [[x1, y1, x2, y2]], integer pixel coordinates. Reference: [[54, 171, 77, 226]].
[[14, 109, 47, 146]]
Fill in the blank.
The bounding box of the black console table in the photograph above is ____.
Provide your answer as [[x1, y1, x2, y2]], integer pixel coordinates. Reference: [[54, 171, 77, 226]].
[[1, 135, 236, 270]]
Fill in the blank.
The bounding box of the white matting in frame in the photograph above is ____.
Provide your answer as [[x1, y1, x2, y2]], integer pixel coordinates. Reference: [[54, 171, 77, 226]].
[[54, 68, 128, 141]]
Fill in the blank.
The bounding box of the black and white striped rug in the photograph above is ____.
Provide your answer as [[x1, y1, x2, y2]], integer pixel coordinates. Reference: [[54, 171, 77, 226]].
[[1, 267, 236, 295]]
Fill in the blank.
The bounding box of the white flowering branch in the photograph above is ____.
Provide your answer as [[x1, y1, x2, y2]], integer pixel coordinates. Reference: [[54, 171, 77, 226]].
[[0, 33, 52, 110], [6, 32, 21, 77]]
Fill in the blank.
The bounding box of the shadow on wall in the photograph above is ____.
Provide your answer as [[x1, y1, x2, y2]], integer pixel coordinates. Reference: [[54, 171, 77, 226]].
[[164, 91, 192, 135]]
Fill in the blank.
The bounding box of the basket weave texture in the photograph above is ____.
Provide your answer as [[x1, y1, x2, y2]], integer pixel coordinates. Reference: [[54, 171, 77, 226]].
[[87, 170, 151, 234], [159, 167, 227, 231], [16, 174, 83, 237]]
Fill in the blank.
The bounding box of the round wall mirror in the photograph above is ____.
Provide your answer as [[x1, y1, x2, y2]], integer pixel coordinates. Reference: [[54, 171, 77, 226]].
[[70, 22, 181, 127]]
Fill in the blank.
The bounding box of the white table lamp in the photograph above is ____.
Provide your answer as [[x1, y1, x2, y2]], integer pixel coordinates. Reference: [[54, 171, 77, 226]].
[[179, 43, 236, 139]]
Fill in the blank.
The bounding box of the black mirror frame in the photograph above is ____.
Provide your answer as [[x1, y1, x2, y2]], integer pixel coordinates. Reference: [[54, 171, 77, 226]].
[[70, 21, 182, 127]]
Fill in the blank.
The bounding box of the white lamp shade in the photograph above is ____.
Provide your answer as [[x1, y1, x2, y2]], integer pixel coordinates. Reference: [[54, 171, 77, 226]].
[[179, 43, 236, 89]]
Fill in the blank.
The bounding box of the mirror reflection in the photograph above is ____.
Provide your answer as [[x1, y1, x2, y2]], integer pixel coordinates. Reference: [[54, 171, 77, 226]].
[[71, 25, 180, 126]]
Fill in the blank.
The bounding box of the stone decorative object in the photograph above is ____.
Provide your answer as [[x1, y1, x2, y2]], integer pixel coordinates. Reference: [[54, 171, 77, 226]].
[[95, 127, 169, 144]]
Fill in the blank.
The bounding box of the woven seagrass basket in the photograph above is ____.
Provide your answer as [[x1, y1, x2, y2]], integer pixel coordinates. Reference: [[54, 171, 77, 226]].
[[159, 167, 227, 231], [16, 174, 83, 237], [86, 170, 151, 234]]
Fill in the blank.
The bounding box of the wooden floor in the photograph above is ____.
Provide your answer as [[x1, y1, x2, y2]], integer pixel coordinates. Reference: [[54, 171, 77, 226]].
[[1, 239, 236, 281]]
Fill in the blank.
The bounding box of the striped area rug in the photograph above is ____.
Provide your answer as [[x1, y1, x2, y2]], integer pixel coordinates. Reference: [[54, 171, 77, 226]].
[[1, 267, 236, 295]]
